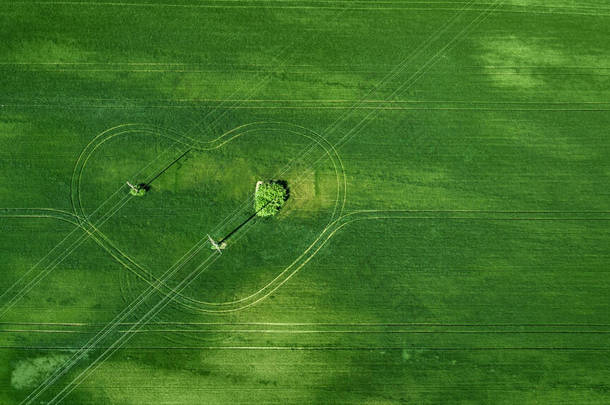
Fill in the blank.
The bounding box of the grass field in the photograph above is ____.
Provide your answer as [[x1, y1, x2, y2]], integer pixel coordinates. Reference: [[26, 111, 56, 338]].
[[1, 0, 609, 403]]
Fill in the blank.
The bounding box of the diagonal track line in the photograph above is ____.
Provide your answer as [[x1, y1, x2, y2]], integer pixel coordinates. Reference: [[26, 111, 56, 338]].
[[0, 134, 181, 311], [20, 1, 512, 402], [259, 0, 482, 186], [18, 232, 219, 404], [0, 141, 188, 319], [2, 0, 354, 314]]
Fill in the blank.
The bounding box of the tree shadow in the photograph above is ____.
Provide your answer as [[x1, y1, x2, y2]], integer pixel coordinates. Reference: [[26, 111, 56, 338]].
[[138, 183, 151, 192], [273, 179, 290, 201]]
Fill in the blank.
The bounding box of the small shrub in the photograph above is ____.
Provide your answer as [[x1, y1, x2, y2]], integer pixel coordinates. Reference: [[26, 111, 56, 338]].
[[254, 181, 288, 217], [129, 183, 149, 197]]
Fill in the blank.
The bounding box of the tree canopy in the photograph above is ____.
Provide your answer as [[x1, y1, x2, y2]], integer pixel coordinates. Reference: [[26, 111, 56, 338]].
[[129, 183, 149, 197], [254, 181, 288, 217]]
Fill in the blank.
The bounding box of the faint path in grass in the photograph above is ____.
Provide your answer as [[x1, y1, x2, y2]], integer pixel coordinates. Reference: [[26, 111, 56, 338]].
[[70, 121, 346, 312], [3, 119, 346, 405], [0, 208, 80, 226], [9, 1, 610, 18], [0, 120, 346, 328], [4, 208, 607, 315], [172, 209, 610, 313]]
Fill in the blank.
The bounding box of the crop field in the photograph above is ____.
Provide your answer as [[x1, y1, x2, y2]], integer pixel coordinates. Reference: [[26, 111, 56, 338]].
[[1, 0, 609, 404]]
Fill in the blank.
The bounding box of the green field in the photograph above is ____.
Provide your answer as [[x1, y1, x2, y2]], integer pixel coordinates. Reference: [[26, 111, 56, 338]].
[[1, 0, 609, 403]]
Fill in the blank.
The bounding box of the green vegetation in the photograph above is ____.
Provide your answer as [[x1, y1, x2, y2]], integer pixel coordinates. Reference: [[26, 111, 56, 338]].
[[0, 1, 609, 404], [11, 354, 69, 391], [254, 181, 288, 217], [128, 184, 148, 197]]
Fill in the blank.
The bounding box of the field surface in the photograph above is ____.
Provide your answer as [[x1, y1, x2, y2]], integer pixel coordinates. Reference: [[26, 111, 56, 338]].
[[1, 0, 609, 404]]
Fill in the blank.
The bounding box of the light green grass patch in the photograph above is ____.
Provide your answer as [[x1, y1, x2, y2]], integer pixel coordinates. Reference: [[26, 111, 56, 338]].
[[11, 354, 70, 390]]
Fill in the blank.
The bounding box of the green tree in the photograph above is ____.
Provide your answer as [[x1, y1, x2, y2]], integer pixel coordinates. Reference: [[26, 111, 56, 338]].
[[254, 181, 288, 217], [129, 183, 149, 197]]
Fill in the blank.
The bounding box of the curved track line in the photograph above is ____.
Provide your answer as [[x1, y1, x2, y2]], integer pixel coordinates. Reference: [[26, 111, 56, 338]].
[[0, 208, 80, 225], [185, 209, 610, 313], [71, 122, 346, 312]]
